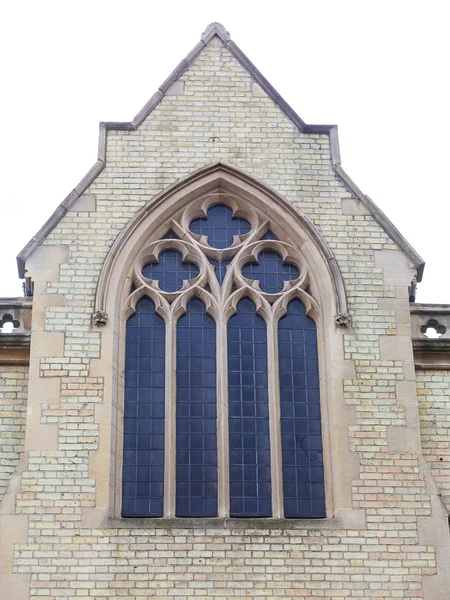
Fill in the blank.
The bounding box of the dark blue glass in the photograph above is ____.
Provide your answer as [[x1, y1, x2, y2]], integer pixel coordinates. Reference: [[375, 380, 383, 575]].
[[142, 250, 199, 292], [190, 204, 251, 249], [122, 297, 165, 517], [176, 298, 217, 517], [209, 258, 233, 285], [228, 298, 272, 517], [278, 300, 325, 518], [241, 251, 300, 293]]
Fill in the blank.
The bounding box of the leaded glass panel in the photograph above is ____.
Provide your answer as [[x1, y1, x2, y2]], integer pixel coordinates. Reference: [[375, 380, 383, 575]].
[[122, 297, 165, 517], [228, 298, 272, 517], [176, 298, 217, 517], [278, 300, 325, 518]]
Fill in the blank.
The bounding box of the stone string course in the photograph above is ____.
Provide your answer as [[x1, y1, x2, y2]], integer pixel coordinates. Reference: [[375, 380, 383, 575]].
[[1, 35, 448, 600]]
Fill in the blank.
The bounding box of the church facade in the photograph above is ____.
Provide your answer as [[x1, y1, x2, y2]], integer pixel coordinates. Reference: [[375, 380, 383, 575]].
[[1, 23, 449, 599]]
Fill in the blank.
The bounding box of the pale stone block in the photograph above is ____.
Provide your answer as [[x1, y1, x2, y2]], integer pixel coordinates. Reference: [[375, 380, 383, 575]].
[[396, 284, 410, 299], [207, 35, 222, 47], [388, 425, 422, 453], [329, 332, 345, 361], [81, 506, 110, 528], [68, 194, 96, 212], [331, 359, 356, 379], [420, 495, 450, 600], [403, 403, 421, 429], [396, 380, 419, 407], [26, 363, 60, 406], [30, 331, 64, 358], [374, 249, 414, 285], [0, 515, 29, 597], [165, 81, 185, 96], [333, 508, 366, 529], [0, 575, 31, 600], [379, 335, 414, 361], [25, 245, 69, 284], [30, 294, 65, 330], [403, 359, 416, 381], [342, 198, 371, 216], [377, 297, 408, 311], [252, 83, 266, 97], [24, 407, 58, 451]]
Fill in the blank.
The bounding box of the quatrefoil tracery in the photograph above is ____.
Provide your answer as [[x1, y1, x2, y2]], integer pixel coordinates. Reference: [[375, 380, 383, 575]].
[[124, 197, 317, 322], [190, 204, 252, 249], [142, 249, 200, 293]]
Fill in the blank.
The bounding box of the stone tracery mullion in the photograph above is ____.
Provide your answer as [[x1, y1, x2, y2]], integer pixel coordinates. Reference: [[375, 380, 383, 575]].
[[216, 314, 230, 517], [266, 312, 284, 519], [163, 313, 177, 518]]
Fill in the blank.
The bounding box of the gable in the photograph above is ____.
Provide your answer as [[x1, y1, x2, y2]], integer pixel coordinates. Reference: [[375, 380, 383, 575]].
[[17, 22, 424, 291]]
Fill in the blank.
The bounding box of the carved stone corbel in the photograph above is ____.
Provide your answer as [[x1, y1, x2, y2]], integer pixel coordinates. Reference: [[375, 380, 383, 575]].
[[335, 312, 351, 328], [92, 310, 109, 326]]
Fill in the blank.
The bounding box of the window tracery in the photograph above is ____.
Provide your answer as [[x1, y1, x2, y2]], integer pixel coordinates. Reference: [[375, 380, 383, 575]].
[[121, 191, 325, 519]]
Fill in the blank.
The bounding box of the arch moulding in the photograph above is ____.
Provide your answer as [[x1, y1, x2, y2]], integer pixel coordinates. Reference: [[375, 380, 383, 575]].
[[93, 162, 349, 328], [87, 161, 364, 527]]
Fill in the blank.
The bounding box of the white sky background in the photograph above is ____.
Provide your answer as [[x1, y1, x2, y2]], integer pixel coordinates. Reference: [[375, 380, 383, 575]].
[[1, 0, 448, 302]]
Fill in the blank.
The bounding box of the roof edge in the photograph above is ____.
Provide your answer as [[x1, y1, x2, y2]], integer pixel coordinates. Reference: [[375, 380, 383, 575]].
[[17, 159, 105, 278], [16, 22, 425, 285], [332, 162, 425, 281]]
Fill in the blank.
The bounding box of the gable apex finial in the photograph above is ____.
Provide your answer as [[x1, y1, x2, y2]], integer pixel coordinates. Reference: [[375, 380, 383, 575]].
[[201, 22, 230, 44]]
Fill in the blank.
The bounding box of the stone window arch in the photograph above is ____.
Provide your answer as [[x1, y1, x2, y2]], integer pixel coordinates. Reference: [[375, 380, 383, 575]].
[[93, 163, 352, 522]]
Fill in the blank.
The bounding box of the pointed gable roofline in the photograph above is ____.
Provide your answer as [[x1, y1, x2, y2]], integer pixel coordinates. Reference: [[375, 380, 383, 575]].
[[17, 22, 424, 284]]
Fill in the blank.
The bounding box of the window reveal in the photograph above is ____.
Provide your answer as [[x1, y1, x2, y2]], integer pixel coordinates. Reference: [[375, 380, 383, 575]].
[[122, 198, 324, 518]]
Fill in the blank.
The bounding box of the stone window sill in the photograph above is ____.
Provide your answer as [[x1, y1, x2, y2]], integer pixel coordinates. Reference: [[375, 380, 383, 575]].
[[104, 510, 365, 531]]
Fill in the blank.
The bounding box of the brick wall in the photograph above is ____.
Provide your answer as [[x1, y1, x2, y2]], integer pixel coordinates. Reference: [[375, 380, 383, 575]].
[[3, 35, 448, 599], [417, 370, 450, 511], [0, 366, 28, 502], [13, 524, 437, 598]]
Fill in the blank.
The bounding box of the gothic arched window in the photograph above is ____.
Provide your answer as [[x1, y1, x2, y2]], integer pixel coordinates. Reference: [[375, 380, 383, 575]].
[[121, 192, 325, 519]]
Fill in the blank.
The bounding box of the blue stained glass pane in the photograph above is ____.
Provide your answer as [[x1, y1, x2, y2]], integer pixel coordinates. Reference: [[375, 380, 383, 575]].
[[241, 251, 300, 293], [190, 204, 251, 249], [122, 297, 165, 517], [209, 258, 233, 284], [228, 298, 272, 517], [142, 250, 199, 292], [278, 299, 325, 518], [176, 298, 217, 517]]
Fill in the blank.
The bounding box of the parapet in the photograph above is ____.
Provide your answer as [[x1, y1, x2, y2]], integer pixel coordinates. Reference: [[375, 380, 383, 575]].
[[0, 297, 32, 365]]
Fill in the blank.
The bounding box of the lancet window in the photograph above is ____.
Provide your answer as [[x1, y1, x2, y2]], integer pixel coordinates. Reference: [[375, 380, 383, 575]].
[[121, 191, 325, 519]]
